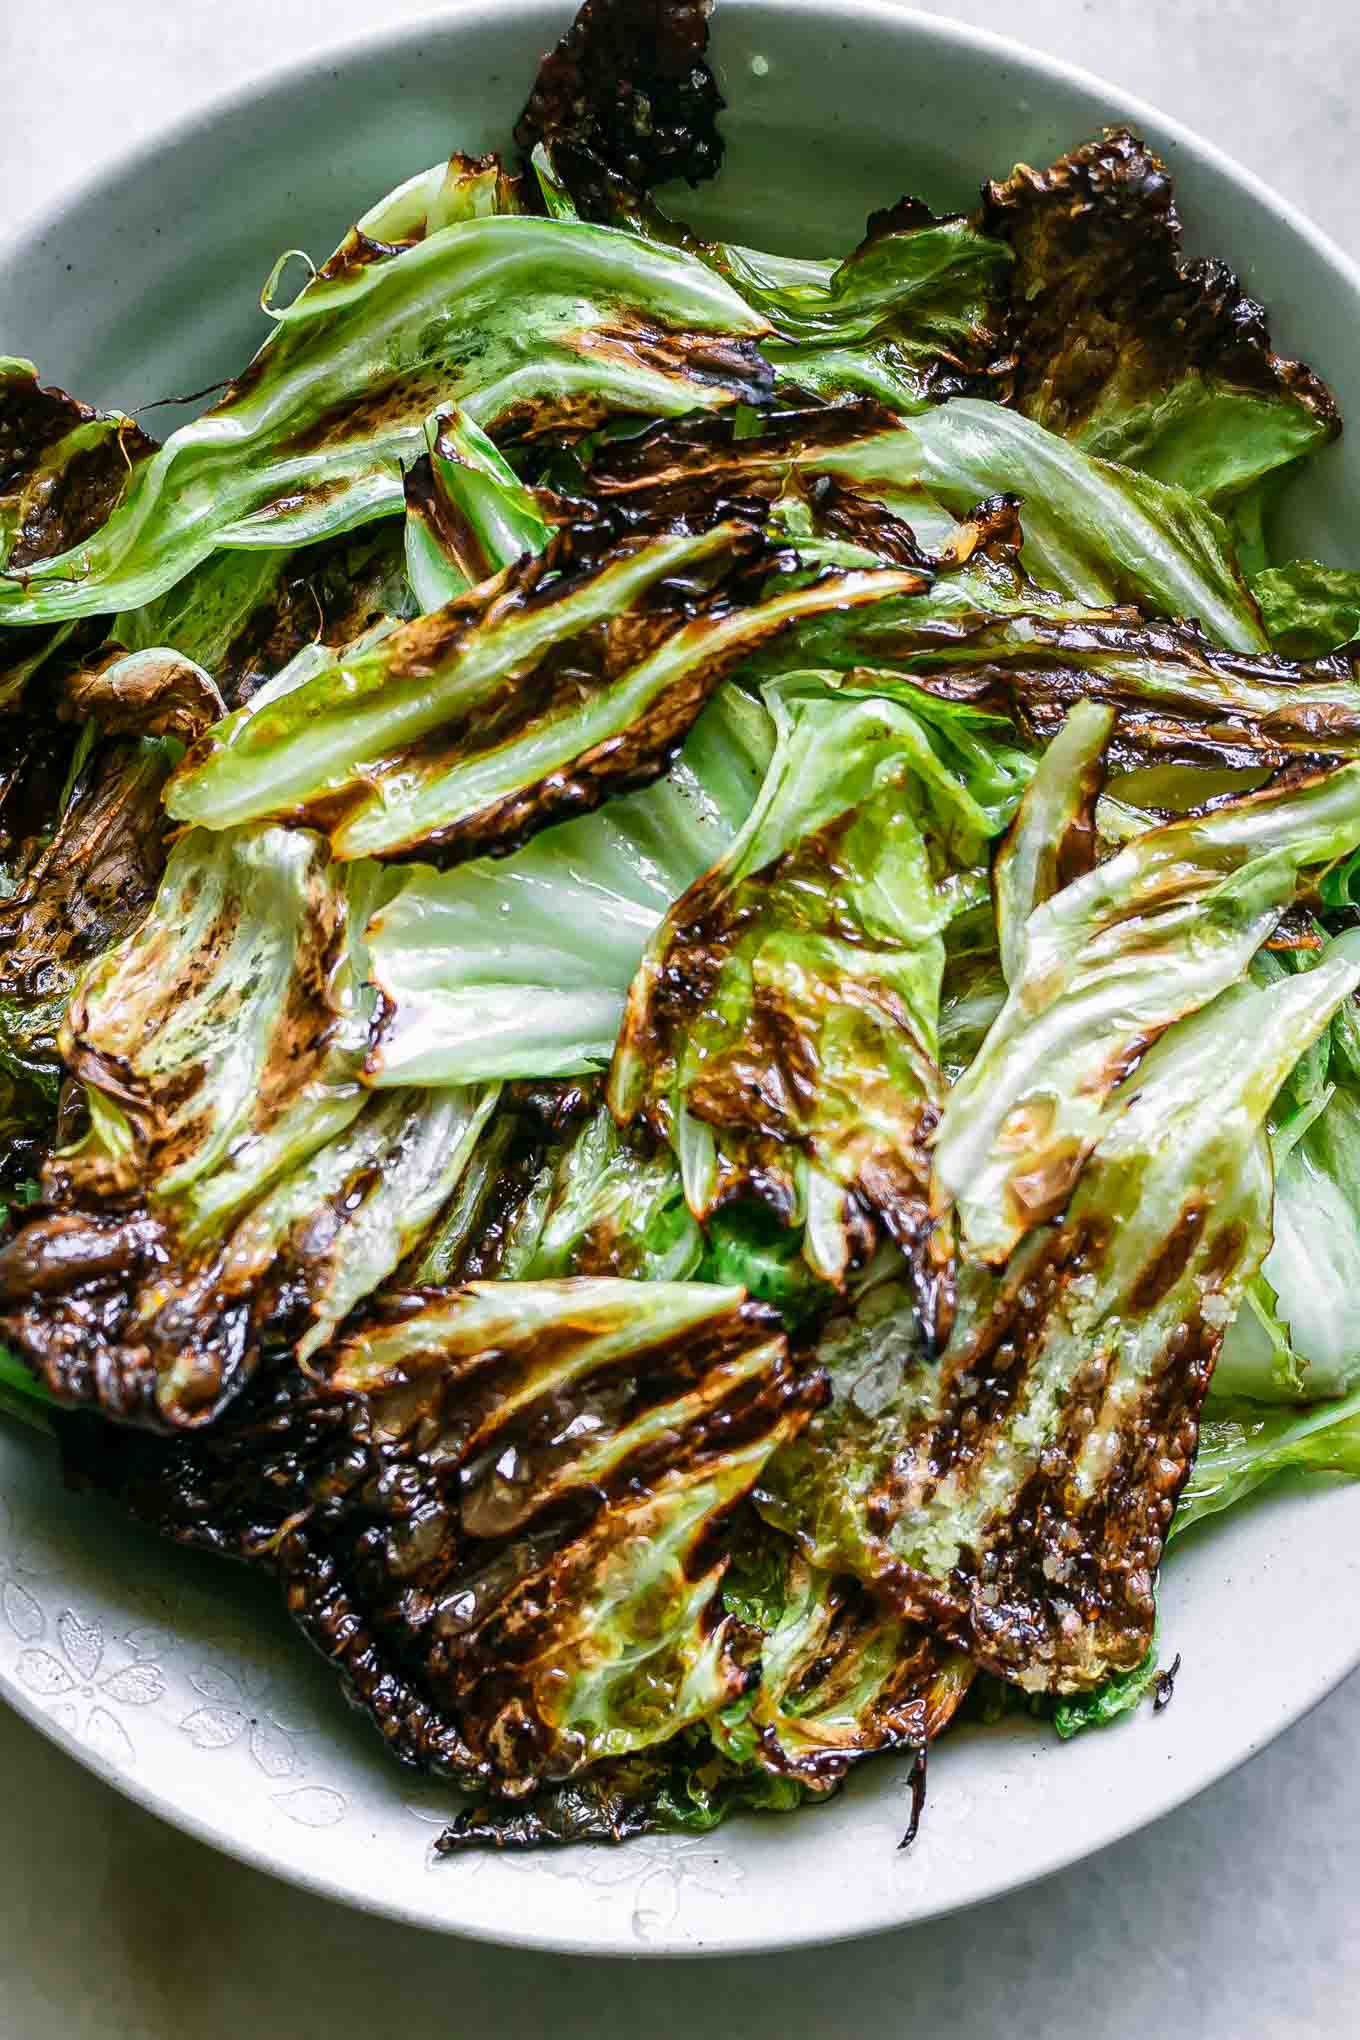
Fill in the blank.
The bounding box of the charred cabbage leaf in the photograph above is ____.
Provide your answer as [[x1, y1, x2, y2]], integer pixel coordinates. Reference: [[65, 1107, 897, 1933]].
[[411, 1084, 705, 1289], [0, 738, 171, 1100], [0, 212, 775, 625], [434, 1742, 812, 1848], [0, 822, 502, 1423], [748, 576, 1360, 773], [815, 404, 1268, 648], [113, 522, 416, 711], [590, 396, 1268, 650], [532, 138, 1012, 412], [62, 1279, 821, 1791], [403, 408, 555, 610], [167, 515, 921, 863], [591, 409, 1351, 777], [0, 1084, 494, 1425], [440, 1551, 972, 1848], [992, 699, 1112, 983], [57, 645, 224, 744], [0, 694, 81, 871], [708, 1544, 971, 1791], [507, 1104, 703, 1282], [364, 682, 773, 1086], [761, 947, 1360, 1689], [858, 608, 1360, 774], [609, 676, 1005, 1322], [1, 357, 155, 582], [48, 823, 383, 1224], [1050, 1615, 1163, 1740], [979, 130, 1338, 505], [933, 765, 1360, 1267]]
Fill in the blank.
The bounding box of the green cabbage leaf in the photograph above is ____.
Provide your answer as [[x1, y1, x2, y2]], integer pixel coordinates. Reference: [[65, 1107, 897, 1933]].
[[0, 213, 775, 625], [933, 765, 1360, 1267]]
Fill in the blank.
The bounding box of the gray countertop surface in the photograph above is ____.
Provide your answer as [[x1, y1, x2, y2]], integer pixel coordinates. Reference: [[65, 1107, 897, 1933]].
[[2, 3, 1358, 2033]]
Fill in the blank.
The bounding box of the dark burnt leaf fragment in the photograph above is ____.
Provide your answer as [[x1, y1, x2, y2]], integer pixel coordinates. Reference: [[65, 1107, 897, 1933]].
[[1, 360, 157, 573], [1, 1204, 231, 1425], [59, 644, 225, 743], [1153, 1652, 1182, 1712], [0, 738, 170, 1099], [437, 1755, 683, 1849], [897, 1745, 927, 1850], [0, 698, 79, 862], [515, 0, 725, 211], [0, 1078, 52, 1192]]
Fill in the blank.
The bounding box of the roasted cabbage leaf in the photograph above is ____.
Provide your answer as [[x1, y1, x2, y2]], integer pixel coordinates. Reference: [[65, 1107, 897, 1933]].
[[48, 823, 383, 1224], [0, 738, 171, 1100], [1, 357, 155, 582], [113, 523, 417, 710], [610, 675, 1006, 1324], [756, 595, 1360, 773], [403, 408, 555, 610], [991, 698, 1112, 983], [760, 946, 1360, 1689], [60, 1278, 821, 1791], [815, 404, 1268, 647], [0, 820, 504, 1423], [363, 681, 774, 1085], [0, 1083, 494, 1425], [166, 516, 920, 863], [439, 1556, 971, 1847], [933, 765, 1360, 1267], [0, 213, 775, 625], [531, 138, 1012, 412], [1216, 942, 1360, 1402], [979, 129, 1337, 505]]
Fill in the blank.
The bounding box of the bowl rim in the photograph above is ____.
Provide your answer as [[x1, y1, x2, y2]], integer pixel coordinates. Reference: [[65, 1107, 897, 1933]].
[[8, 0, 1360, 309], [4, 0, 1360, 1958]]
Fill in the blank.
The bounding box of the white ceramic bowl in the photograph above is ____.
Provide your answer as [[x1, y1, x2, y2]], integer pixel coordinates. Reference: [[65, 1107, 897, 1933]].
[[3, 0, 1359, 1958]]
